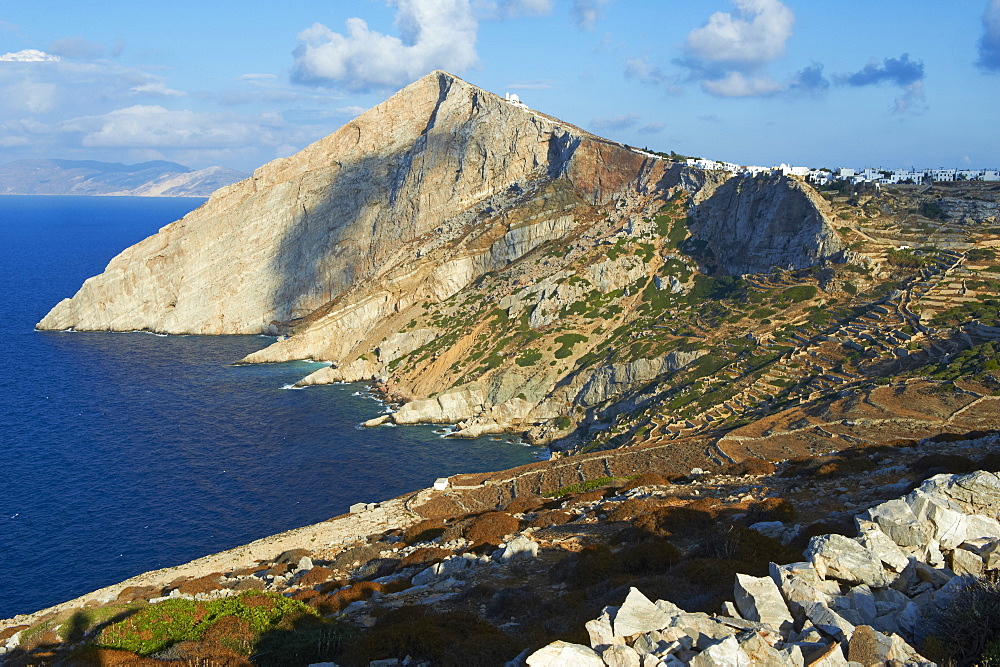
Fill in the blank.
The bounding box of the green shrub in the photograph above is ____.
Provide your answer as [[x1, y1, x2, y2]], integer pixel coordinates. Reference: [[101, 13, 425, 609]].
[[553, 333, 588, 359], [515, 349, 542, 367], [780, 285, 818, 302], [544, 476, 621, 498], [464, 512, 520, 545], [921, 201, 946, 220], [885, 248, 928, 269], [921, 575, 1000, 666], [95, 592, 316, 656]]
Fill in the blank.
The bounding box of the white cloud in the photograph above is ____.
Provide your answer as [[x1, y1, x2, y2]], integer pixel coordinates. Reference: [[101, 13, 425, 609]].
[[685, 0, 793, 67], [0, 49, 60, 62], [625, 56, 668, 86], [474, 0, 551, 19], [0, 60, 169, 120], [291, 0, 478, 92], [75, 105, 266, 149], [678, 0, 794, 98], [701, 71, 782, 97], [978, 0, 1000, 72], [573, 0, 613, 30], [131, 81, 186, 97], [239, 73, 279, 80], [893, 80, 927, 115], [591, 113, 639, 131], [0, 51, 344, 170], [5, 81, 59, 113], [275, 143, 299, 159]]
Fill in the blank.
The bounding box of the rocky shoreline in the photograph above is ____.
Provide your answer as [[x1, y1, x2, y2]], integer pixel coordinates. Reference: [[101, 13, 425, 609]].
[[4, 431, 1000, 665]]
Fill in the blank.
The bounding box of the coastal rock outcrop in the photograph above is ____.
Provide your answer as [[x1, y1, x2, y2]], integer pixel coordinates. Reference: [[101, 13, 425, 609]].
[[37, 70, 846, 445], [37, 71, 661, 336], [529, 470, 1000, 665]]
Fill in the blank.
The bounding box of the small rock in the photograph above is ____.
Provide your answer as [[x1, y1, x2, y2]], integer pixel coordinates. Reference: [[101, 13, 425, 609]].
[[720, 601, 741, 619], [525, 640, 604, 666], [845, 585, 877, 626], [736, 631, 786, 664], [584, 611, 618, 651], [805, 534, 890, 588], [688, 636, 750, 667], [498, 535, 539, 562], [612, 588, 673, 638], [800, 601, 855, 643], [950, 545, 985, 577], [858, 498, 931, 547], [629, 630, 660, 655], [855, 523, 910, 572], [804, 641, 849, 667], [908, 489, 968, 549], [733, 573, 794, 634], [601, 644, 642, 667], [966, 514, 1000, 541]]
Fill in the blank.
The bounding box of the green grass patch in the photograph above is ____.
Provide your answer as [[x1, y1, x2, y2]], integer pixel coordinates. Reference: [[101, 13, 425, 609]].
[[779, 285, 818, 303], [544, 476, 623, 498], [554, 333, 588, 359], [968, 248, 997, 262], [95, 592, 318, 657], [885, 248, 929, 269], [515, 349, 543, 367]]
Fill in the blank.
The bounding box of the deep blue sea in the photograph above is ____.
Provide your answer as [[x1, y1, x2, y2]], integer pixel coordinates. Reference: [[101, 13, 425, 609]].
[[0, 196, 537, 619]]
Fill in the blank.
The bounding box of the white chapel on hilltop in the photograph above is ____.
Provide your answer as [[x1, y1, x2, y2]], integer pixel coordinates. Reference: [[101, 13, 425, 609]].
[[504, 92, 528, 109]]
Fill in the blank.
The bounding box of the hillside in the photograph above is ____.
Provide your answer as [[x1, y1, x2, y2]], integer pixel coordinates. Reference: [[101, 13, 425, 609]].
[[0, 159, 248, 196], [37, 72, 1000, 464], [3, 430, 1000, 664], [15, 69, 1000, 665]]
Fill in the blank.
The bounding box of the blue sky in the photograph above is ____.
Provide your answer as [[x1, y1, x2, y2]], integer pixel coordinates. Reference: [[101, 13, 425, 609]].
[[1, 0, 998, 172]]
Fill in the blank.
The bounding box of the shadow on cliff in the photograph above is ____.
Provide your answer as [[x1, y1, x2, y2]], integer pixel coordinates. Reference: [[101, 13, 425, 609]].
[[685, 173, 843, 276], [264, 76, 457, 335]]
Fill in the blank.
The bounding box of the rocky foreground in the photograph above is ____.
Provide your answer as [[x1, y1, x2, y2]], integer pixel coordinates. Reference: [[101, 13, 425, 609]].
[[4, 430, 1000, 665]]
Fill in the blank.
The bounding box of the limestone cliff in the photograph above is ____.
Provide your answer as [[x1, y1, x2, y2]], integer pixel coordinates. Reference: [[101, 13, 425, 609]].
[[38, 70, 851, 447], [38, 71, 660, 336], [680, 170, 844, 275]]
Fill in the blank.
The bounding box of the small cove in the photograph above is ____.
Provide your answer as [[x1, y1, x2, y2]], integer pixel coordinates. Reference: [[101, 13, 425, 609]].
[[0, 196, 537, 619]]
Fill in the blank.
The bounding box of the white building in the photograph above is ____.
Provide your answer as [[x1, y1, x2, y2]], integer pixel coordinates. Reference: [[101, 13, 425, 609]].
[[504, 92, 528, 108], [687, 158, 738, 172], [807, 169, 835, 185], [926, 168, 957, 182]]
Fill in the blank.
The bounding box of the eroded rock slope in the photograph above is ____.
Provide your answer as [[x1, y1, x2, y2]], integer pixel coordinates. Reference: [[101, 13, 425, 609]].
[[38, 70, 848, 446]]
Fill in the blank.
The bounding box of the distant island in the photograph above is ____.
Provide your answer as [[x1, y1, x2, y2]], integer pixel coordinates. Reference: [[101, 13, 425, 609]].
[[0, 159, 249, 197]]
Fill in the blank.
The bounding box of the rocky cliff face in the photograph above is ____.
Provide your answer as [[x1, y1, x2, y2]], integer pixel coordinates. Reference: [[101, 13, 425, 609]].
[[38, 71, 659, 336], [681, 170, 844, 275], [38, 70, 849, 446]]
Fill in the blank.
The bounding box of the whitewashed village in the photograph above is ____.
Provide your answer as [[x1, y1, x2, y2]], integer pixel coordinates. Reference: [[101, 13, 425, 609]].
[[685, 158, 1000, 186]]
